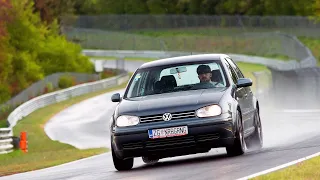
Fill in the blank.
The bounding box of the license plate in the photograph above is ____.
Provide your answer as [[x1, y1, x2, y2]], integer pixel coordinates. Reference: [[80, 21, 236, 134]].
[[148, 126, 188, 139]]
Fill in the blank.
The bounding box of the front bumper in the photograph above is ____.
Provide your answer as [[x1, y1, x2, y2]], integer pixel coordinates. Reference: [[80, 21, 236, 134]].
[[111, 116, 235, 159]]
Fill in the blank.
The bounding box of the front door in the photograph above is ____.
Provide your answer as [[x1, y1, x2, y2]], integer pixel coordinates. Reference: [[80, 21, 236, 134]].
[[225, 58, 255, 130]]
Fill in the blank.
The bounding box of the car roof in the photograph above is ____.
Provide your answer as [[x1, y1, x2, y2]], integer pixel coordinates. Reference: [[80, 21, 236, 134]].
[[139, 54, 229, 69]]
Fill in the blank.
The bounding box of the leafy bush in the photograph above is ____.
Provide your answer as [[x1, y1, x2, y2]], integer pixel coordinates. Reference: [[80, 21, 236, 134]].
[[0, 85, 11, 104], [0, 104, 14, 126], [58, 75, 75, 89], [37, 34, 94, 76], [44, 82, 54, 93], [101, 69, 118, 79], [0, 0, 94, 104]]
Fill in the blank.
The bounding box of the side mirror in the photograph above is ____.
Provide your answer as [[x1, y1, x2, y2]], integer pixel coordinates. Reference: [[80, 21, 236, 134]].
[[111, 93, 121, 102], [236, 78, 252, 88]]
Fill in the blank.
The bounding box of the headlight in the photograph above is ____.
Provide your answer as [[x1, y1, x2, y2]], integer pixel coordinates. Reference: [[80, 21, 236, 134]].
[[116, 115, 140, 127], [196, 105, 222, 118]]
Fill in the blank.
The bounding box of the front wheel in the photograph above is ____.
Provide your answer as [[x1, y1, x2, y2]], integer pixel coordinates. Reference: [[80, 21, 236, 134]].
[[112, 146, 134, 171], [226, 110, 245, 156], [246, 109, 263, 150]]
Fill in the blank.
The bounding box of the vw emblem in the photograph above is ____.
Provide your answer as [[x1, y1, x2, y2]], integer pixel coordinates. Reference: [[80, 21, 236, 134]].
[[162, 113, 172, 121]]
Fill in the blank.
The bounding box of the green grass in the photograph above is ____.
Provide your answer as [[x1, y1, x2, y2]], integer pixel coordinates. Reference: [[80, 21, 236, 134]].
[[298, 37, 320, 66], [66, 28, 294, 61], [128, 28, 319, 63], [128, 27, 320, 38], [0, 81, 129, 177], [67, 27, 320, 64], [251, 155, 320, 180], [236, 62, 271, 91]]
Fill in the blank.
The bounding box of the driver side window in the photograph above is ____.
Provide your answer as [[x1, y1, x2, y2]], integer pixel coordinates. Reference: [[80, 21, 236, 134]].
[[224, 60, 238, 84], [226, 58, 244, 78]]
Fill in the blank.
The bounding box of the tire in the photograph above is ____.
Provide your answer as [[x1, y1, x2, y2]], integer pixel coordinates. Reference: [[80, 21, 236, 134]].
[[226, 110, 245, 156], [245, 109, 263, 150], [112, 146, 134, 171]]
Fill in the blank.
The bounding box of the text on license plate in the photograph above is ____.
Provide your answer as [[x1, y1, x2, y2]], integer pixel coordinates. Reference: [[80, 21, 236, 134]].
[[148, 126, 188, 139]]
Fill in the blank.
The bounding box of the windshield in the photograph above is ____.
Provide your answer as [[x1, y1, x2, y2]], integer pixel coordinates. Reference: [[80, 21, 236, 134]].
[[125, 61, 228, 98]]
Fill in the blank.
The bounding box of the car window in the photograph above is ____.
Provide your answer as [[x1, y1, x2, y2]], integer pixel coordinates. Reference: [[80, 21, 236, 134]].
[[226, 58, 244, 78], [224, 59, 238, 84], [159, 63, 225, 86], [125, 61, 228, 98], [126, 71, 148, 97]]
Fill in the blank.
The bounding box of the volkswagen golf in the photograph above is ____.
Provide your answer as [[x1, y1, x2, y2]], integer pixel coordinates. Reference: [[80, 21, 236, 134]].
[[110, 54, 263, 171]]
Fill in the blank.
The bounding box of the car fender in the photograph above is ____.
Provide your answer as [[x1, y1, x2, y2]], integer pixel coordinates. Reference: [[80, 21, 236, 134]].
[[218, 86, 239, 134], [252, 96, 259, 112]]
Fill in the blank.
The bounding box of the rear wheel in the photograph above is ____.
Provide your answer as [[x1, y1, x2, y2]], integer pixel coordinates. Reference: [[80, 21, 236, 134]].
[[112, 146, 134, 171], [226, 110, 245, 156], [246, 109, 263, 150]]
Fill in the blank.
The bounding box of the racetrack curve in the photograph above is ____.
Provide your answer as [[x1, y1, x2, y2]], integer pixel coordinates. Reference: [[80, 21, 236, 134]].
[[1, 60, 320, 180]]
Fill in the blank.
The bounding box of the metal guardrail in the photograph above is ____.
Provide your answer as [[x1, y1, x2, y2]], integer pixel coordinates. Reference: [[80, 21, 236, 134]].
[[0, 71, 129, 154], [2, 72, 101, 108], [82, 49, 310, 70], [0, 128, 13, 154]]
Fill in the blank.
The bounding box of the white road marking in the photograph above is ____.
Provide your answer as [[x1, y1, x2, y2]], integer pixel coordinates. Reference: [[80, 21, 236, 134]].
[[278, 109, 320, 113], [237, 151, 320, 180]]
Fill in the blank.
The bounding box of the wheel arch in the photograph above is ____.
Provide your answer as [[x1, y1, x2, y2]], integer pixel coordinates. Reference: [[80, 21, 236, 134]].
[[232, 104, 242, 133], [256, 101, 260, 113]]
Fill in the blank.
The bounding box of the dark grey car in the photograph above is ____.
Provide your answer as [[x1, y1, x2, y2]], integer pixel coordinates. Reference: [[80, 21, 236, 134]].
[[110, 54, 263, 171]]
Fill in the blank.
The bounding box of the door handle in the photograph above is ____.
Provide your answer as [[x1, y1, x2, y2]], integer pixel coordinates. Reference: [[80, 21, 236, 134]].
[[244, 93, 248, 98]]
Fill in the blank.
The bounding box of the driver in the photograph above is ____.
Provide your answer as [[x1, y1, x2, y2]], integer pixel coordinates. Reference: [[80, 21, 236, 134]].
[[197, 64, 212, 83], [191, 64, 215, 89]]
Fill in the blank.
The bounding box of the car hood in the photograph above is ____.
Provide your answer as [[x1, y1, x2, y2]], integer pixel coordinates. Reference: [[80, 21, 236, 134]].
[[118, 88, 227, 116]]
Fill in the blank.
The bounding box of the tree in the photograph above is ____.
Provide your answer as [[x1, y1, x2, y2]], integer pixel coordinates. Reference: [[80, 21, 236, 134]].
[[74, 0, 101, 15], [313, 0, 320, 17], [1, 0, 93, 100], [0, 0, 13, 110], [0, 0, 12, 37], [33, 0, 76, 24], [146, 0, 178, 14], [0, 0, 13, 101]]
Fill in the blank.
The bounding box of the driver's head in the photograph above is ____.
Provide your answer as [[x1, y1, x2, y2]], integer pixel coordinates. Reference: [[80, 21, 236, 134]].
[[197, 65, 212, 82]]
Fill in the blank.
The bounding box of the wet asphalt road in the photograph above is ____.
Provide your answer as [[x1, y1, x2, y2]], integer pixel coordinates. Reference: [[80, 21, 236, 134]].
[[2, 94, 320, 180], [1, 60, 320, 180], [2, 138, 320, 180]]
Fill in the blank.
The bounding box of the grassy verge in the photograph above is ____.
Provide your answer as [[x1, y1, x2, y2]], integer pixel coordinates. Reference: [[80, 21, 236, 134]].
[[128, 27, 319, 38], [66, 28, 294, 60], [236, 62, 270, 91], [68, 27, 320, 63], [298, 37, 320, 66], [0, 80, 129, 177], [251, 155, 320, 180]]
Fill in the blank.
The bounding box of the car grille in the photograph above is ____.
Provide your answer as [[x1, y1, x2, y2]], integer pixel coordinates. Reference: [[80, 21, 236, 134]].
[[139, 110, 196, 123], [145, 136, 196, 149], [121, 133, 221, 150]]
